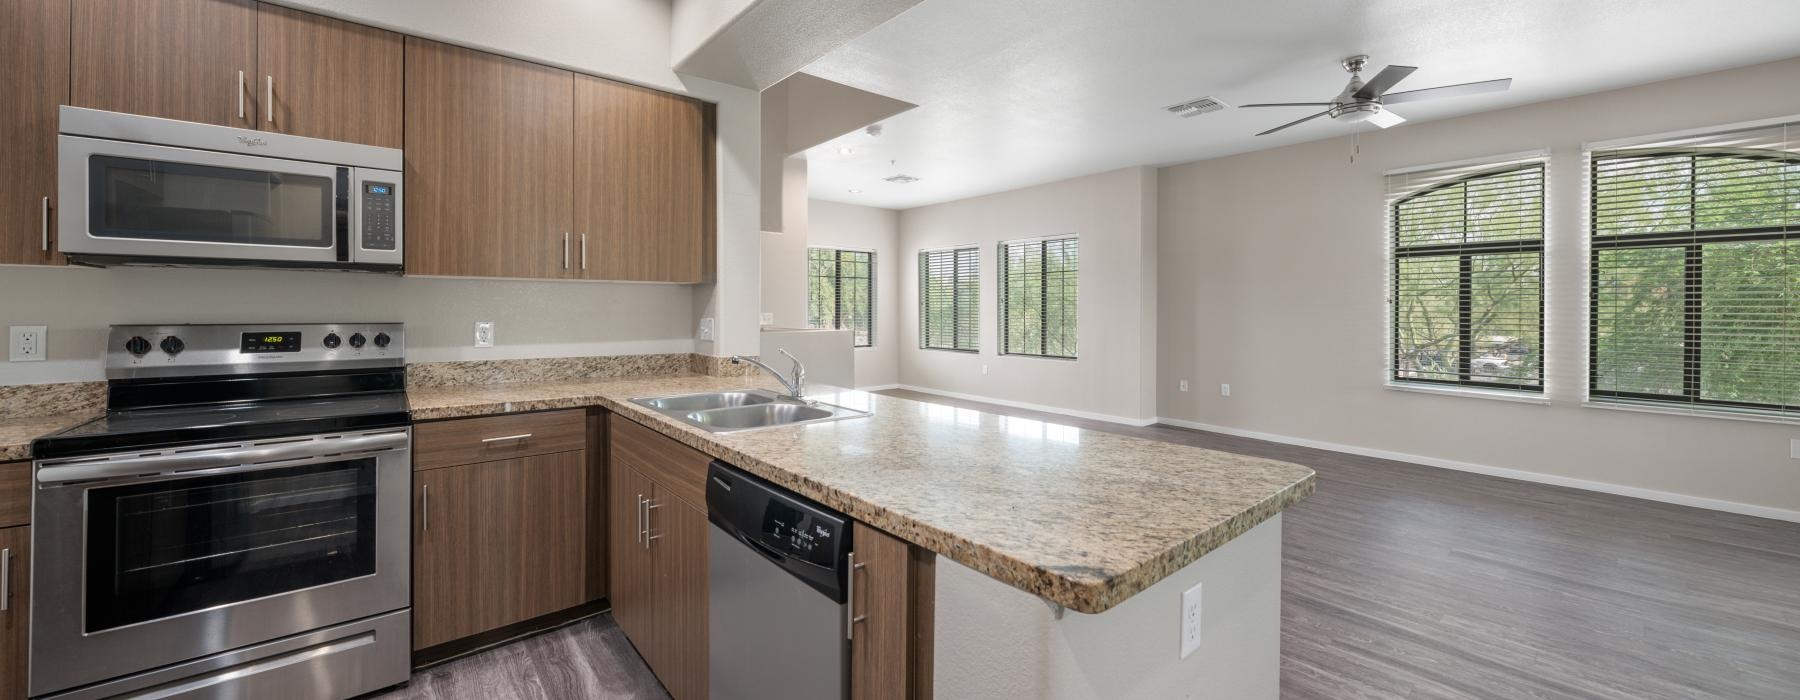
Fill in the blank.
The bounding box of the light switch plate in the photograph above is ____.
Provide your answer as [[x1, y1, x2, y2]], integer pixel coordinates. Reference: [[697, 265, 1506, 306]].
[[1220, 383, 1231, 397], [699, 318, 715, 341], [9, 326, 46, 362], [473, 321, 494, 348], [1181, 582, 1203, 659], [1178, 380, 1189, 392], [1791, 439, 1800, 459]]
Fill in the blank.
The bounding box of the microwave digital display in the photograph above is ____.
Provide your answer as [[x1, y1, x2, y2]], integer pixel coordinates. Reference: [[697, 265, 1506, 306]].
[[366, 184, 391, 195], [241, 332, 302, 353]]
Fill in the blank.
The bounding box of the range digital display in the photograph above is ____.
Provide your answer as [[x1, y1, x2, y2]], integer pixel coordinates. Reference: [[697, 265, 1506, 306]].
[[241, 332, 302, 353]]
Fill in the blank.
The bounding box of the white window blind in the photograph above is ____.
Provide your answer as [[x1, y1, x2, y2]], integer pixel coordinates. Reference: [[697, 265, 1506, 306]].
[[1386, 156, 1547, 392], [999, 236, 1078, 358], [807, 247, 875, 347], [919, 246, 979, 352], [1589, 120, 1799, 418]]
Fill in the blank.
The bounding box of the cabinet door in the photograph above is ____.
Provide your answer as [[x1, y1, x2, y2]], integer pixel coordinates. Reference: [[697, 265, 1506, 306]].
[[1, 526, 29, 700], [851, 523, 919, 700], [608, 462, 656, 646], [1, 0, 69, 266], [71, 0, 257, 127], [650, 497, 709, 700], [575, 75, 711, 283], [256, 3, 403, 147], [404, 38, 574, 279], [514, 450, 588, 622]]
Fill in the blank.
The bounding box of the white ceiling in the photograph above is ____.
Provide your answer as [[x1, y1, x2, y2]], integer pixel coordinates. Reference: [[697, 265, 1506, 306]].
[[799, 0, 1800, 209]]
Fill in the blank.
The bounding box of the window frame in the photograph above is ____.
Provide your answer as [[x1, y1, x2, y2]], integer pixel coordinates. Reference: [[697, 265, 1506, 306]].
[[1586, 146, 1800, 415], [918, 246, 980, 353], [997, 235, 1079, 360], [1388, 161, 1547, 393], [806, 246, 876, 348]]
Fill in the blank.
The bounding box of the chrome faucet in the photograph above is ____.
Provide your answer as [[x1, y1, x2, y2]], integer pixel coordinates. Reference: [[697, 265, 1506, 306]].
[[731, 348, 806, 399]]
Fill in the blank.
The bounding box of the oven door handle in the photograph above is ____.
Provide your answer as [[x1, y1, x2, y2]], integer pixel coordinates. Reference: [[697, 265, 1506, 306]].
[[37, 430, 409, 485]]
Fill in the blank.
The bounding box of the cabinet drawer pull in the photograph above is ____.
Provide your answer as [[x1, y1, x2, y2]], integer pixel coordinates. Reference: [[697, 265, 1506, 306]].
[[266, 75, 274, 123], [238, 70, 245, 120], [42, 196, 51, 251], [1, 547, 11, 612], [480, 433, 533, 444], [422, 485, 430, 532]]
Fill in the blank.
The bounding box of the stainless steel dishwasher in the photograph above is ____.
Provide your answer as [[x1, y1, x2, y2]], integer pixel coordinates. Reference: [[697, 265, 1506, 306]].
[[707, 460, 853, 699]]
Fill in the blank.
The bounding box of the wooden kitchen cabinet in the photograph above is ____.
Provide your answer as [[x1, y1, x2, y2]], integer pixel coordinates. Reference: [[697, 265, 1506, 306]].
[[256, 3, 404, 147], [574, 76, 714, 283], [404, 37, 576, 279], [1, 526, 30, 700], [1, 0, 69, 266], [608, 415, 709, 699], [71, 0, 258, 128], [412, 444, 587, 650], [851, 523, 935, 700]]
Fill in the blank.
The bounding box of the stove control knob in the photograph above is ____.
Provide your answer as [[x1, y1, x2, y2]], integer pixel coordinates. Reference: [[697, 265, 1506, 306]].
[[124, 336, 152, 356], [348, 333, 367, 349], [373, 332, 391, 348], [322, 332, 342, 349], [160, 336, 185, 356]]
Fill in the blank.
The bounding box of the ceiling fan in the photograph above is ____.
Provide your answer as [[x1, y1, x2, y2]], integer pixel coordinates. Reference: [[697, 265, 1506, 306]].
[[1242, 55, 1512, 136]]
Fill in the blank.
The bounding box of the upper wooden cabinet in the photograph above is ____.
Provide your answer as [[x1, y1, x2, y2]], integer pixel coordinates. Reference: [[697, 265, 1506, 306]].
[[0, 0, 68, 266], [71, 0, 257, 128], [256, 3, 403, 148], [404, 38, 576, 279], [575, 76, 714, 283]]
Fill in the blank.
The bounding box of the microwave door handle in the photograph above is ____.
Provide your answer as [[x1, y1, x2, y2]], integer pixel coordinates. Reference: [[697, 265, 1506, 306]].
[[336, 168, 352, 262]]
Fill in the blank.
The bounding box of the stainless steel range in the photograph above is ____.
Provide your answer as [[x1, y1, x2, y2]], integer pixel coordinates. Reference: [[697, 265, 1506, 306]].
[[29, 324, 413, 699]]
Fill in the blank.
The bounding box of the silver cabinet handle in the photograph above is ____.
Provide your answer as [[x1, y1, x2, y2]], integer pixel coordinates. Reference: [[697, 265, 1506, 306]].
[[846, 551, 867, 639], [42, 196, 50, 251], [562, 232, 570, 270], [238, 70, 245, 120], [1, 547, 11, 612], [421, 485, 430, 532], [580, 234, 588, 271], [265, 75, 274, 123], [636, 494, 646, 545], [644, 500, 662, 548], [480, 433, 532, 444]]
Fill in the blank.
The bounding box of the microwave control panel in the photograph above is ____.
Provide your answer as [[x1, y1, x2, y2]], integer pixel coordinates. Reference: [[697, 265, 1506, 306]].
[[361, 182, 397, 250]]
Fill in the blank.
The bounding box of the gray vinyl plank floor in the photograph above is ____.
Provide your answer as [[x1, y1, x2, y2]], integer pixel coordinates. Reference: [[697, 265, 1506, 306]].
[[380, 389, 1800, 699]]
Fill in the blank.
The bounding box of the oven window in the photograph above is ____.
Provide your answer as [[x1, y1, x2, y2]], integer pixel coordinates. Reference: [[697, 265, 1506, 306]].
[[85, 459, 377, 633], [88, 155, 334, 247]]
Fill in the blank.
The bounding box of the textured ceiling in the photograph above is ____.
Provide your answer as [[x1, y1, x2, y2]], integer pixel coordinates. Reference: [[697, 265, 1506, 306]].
[[800, 0, 1800, 209]]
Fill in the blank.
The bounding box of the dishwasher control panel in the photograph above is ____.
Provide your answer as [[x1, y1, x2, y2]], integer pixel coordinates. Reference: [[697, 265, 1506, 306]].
[[706, 460, 851, 601]]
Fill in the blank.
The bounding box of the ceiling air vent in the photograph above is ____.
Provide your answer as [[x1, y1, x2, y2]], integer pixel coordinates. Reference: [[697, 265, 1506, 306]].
[[1166, 96, 1229, 118], [883, 174, 920, 184]]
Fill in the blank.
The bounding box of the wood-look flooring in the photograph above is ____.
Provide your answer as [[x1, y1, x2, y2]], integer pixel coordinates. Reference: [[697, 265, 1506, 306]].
[[377, 389, 1800, 699]]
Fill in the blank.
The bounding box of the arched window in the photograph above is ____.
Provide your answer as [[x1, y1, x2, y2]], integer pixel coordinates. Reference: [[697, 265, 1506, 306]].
[[1389, 161, 1546, 391], [1590, 146, 1800, 414]]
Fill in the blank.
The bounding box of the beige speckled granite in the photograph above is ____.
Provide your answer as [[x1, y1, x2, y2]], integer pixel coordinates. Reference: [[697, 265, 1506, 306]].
[[690, 354, 757, 377], [407, 354, 693, 387], [0, 411, 101, 462], [0, 381, 106, 419], [409, 375, 1316, 614]]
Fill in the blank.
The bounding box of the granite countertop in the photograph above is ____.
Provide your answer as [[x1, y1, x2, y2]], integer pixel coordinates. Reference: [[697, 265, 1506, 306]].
[[0, 411, 101, 462], [410, 373, 1316, 614]]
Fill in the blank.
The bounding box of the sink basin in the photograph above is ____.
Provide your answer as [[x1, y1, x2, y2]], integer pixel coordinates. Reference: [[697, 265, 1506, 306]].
[[682, 403, 835, 430], [637, 390, 776, 412], [630, 389, 870, 432]]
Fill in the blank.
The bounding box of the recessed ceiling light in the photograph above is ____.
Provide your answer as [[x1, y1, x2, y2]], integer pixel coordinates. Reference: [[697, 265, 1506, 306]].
[[838, 147, 855, 156], [848, 189, 862, 193]]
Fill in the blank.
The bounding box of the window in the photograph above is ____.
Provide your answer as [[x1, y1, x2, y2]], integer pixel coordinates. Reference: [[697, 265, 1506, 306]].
[[807, 247, 875, 347], [1589, 121, 1799, 417], [999, 236, 1078, 358], [1387, 159, 1546, 391], [919, 246, 979, 351]]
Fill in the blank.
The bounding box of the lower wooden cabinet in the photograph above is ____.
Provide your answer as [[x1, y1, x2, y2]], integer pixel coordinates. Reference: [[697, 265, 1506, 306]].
[[609, 415, 708, 700], [2, 525, 30, 700], [850, 523, 934, 700], [412, 448, 587, 649]]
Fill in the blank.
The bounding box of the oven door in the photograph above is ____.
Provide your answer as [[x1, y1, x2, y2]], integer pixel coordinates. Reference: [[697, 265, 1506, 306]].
[[29, 429, 411, 697], [57, 134, 348, 265]]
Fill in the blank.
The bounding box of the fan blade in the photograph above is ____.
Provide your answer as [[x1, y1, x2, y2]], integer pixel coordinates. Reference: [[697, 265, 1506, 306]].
[[1382, 77, 1512, 104], [1238, 102, 1334, 108], [1367, 109, 1406, 129], [1352, 65, 1417, 99], [1257, 110, 1331, 136]]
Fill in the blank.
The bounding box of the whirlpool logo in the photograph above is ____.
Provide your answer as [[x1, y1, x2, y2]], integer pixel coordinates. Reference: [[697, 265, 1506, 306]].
[[236, 135, 269, 147]]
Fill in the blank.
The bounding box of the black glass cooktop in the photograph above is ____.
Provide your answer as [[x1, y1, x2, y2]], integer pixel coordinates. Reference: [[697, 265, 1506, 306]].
[[33, 393, 411, 459]]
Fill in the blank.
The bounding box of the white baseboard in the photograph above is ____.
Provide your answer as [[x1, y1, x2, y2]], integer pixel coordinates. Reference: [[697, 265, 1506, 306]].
[[1155, 417, 1800, 524], [856, 383, 902, 392], [891, 384, 1158, 427]]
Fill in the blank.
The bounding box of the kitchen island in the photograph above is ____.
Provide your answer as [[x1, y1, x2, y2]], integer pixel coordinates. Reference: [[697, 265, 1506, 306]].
[[410, 371, 1314, 699]]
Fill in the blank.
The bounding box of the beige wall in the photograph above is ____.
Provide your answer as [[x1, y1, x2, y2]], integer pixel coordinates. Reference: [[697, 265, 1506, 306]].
[[761, 157, 812, 328], [810, 199, 901, 388], [1158, 57, 1800, 516], [898, 167, 1159, 422]]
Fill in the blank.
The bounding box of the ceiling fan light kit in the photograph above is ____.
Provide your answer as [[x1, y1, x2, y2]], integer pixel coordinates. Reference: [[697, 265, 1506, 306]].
[[1241, 55, 1512, 135]]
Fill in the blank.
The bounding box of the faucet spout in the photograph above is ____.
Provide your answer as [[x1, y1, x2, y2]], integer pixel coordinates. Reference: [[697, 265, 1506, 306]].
[[730, 349, 805, 398]]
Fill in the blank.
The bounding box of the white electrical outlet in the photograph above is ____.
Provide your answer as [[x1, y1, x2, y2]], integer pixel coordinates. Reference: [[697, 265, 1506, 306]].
[[981, 364, 989, 375], [473, 321, 495, 348], [1181, 582, 1203, 659], [1178, 380, 1189, 392], [1220, 383, 1231, 397], [699, 318, 715, 341], [759, 313, 775, 326], [1791, 439, 1800, 459], [9, 326, 47, 362]]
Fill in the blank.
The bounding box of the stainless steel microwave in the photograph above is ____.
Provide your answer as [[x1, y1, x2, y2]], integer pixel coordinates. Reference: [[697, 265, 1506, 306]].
[[58, 106, 403, 271]]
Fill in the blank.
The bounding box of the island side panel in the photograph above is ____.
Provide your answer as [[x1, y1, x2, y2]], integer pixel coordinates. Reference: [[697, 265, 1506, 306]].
[[932, 514, 1283, 700]]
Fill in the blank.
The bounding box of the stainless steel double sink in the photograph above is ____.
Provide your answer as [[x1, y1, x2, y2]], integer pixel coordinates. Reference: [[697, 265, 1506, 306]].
[[630, 389, 870, 432]]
